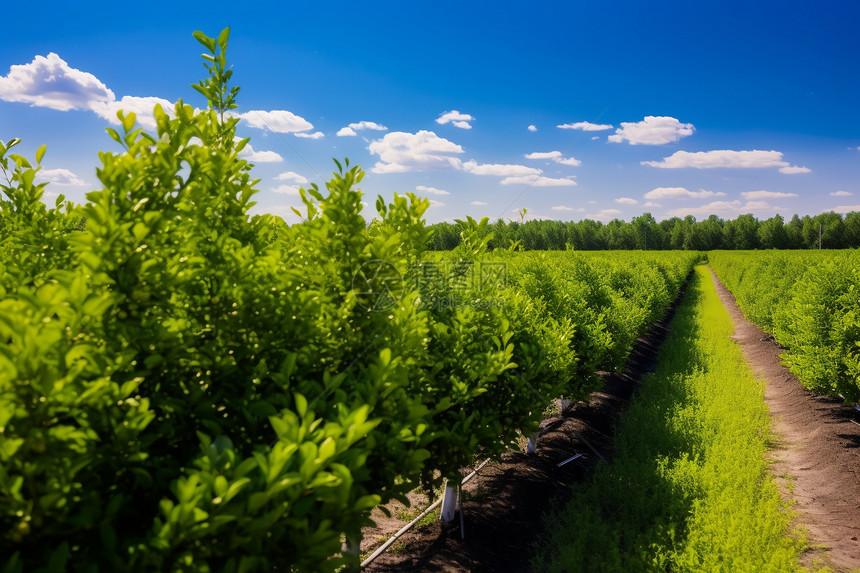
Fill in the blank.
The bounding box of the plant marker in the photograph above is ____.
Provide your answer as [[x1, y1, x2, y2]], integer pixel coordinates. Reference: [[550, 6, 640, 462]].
[[440, 484, 457, 523]]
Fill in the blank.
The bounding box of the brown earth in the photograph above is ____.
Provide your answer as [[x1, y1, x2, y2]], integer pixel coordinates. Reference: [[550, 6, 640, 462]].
[[708, 267, 860, 572], [360, 280, 686, 572]]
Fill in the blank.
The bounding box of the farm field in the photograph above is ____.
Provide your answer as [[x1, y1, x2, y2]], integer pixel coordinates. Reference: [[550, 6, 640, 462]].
[[364, 263, 860, 572], [2, 28, 860, 573], [0, 32, 703, 571], [533, 265, 804, 572], [709, 250, 860, 402], [709, 269, 860, 571]]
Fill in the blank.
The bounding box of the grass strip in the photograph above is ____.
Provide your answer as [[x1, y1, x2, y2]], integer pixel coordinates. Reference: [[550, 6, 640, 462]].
[[532, 265, 806, 572]]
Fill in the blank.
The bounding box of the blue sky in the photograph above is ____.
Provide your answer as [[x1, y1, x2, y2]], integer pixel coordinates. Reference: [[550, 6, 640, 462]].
[[1, 1, 859, 224]]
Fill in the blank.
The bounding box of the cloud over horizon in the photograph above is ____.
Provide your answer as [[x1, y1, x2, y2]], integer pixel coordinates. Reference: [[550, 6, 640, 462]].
[[644, 187, 726, 200], [643, 149, 810, 173]]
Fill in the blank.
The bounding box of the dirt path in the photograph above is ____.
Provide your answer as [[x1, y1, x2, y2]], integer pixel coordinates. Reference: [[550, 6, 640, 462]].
[[709, 267, 860, 571], [361, 277, 687, 572]]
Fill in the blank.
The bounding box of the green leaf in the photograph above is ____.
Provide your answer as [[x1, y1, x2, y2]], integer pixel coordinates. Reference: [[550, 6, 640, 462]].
[[46, 542, 70, 573], [100, 522, 118, 554], [223, 477, 251, 503], [118, 111, 135, 133], [248, 491, 268, 513], [217, 28, 231, 50], [214, 475, 229, 496], [35, 144, 46, 164], [0, 438, 24, 460], [294, 393, 308, 418], [317, 437, 336, 463], [193, 31, 217, 53], [105, 127, 123, 146]]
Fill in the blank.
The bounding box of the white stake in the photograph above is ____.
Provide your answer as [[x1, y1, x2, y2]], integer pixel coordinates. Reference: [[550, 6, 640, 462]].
[[527, 431, 539, 454], [440, 484, 457, 523]]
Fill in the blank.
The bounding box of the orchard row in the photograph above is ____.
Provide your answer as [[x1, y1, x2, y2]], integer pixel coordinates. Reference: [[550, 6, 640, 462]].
[[0, 30, 698, 572], [710, 250, 860, 402]]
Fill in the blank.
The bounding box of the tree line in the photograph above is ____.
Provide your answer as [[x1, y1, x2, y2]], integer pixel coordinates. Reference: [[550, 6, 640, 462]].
[[427, 211, 860, 251]]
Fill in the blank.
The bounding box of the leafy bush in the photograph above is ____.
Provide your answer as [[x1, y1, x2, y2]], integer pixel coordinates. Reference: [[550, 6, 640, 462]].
[[0, 28, 698, 572], [710, 250, 860, 402]]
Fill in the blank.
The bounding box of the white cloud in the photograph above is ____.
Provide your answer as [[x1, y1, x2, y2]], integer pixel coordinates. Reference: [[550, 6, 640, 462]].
[[275, 171, 308, 184], [416, 185, 450, 196], [239, 143, 283, 163], [36, 168, 86, 186], [644, 201, 662, 208], [294, 131, 324, 139], [609, 116, 694, 145], [643, 149, 796, 170], [90, 95, 177, 130], [644, 187, 726, 200], [524, 151, 581, 166], [527, 124, 537, 132], [557, 157, 582, 166], [833, 205, 860, 214], [666, 200, 780, 217], [740, 190, 798, 200], [590, 209, 623, 220], [338, 121, 387, 136], [249, 204, 303, 223], [463, 160, 540, 177], [557, 121, 613, 131], [470, 201, 488, 206], [0, 54, 180, 131], [591, 136, 599, 140], [436, 110, 474, 129], [615, 197, 638, 205], [831, 190, 853, 197], [237, 110, 314, 134], [500, 175, 577, 187], [525, 151, 561, 160], [349, 120, 387, 131], [778, 165, 811, 174], [272, 184, 301, 195], [552, 205, 583, 211], [0, 52, 114, 111], [368, 130, 464, 173], [428, 199, 446, 207]]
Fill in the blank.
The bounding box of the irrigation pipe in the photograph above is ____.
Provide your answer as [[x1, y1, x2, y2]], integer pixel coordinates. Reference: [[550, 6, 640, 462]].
[[571, 428, 606, 462], [360, 458, 491, 569]]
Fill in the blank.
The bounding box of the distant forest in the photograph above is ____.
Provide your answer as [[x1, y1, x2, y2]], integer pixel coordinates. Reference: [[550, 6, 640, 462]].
[[427, 211, 860, 251]]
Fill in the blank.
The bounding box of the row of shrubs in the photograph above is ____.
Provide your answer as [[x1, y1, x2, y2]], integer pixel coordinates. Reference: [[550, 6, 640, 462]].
[[0, 29, 698, 572], [709, 250, 860, 402]]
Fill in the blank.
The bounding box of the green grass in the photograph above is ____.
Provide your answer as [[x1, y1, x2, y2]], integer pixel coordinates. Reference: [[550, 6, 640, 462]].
[[532, 265, 807, 572]]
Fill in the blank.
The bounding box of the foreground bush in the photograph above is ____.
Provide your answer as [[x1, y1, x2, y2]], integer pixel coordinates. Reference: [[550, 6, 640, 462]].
[[0, 28, 697, 572]]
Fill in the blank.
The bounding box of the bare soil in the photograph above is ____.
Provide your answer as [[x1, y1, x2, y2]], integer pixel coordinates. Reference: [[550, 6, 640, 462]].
[[709, 267, 860, 572], [361, 280, 685, 572]]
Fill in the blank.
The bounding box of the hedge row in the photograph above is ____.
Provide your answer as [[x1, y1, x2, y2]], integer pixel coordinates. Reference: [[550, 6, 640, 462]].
[[0, 29, 697, 572]]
